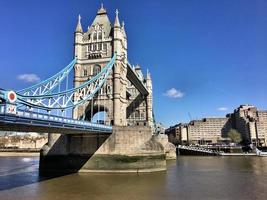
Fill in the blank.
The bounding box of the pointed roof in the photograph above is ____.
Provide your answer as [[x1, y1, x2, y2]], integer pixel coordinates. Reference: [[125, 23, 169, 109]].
[[75, 14, 83, 33], [114, 9, 121, 28], [97, 3, 107, 15], [146, 69, 151, 80], [88, 4, 111, 38], [135, 64, 141, 70]]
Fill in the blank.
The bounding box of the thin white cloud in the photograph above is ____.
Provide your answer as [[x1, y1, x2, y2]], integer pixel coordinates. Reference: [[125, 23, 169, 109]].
[[218, 107, 228, 111], [164, 88, 184, 98], [17, 73, 40, 83]]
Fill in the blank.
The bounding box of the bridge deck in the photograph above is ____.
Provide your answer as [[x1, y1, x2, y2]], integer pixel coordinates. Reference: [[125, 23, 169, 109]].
[[0, 106, 112, 134]]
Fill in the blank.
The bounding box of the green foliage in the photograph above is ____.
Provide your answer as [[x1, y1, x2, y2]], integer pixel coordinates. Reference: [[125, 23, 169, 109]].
[[10, 136, 21, 143], [172, 138, 181, 146], [227, 129, 242, 143], [0, 137, 8, 148]]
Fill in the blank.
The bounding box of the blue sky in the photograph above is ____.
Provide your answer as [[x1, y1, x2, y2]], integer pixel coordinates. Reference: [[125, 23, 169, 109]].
[[0, 0, 266, 127]]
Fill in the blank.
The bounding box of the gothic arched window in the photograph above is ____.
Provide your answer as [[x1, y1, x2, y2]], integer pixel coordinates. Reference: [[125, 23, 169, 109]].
[[93, 44, 97, 51], [84, 69, 88, 76], [135, 110, 140, 118], [98, 43, 102, 50], [98, 32, 102, 40], [93, 33, 97, 40], [93, 65, 101, 76], [103, 43, 107, 51]]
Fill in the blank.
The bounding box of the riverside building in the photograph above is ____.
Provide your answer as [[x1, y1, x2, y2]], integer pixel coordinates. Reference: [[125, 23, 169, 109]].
[[187, 118, 231, 144], [166, 105, 267, 146], [231, 105, 267, 146], [165, 123, 188, 145]]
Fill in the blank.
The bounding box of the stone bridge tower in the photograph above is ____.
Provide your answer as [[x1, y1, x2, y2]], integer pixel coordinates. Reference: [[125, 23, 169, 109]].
[[73, 5, 153, 127], [39, 5, 167, 174]]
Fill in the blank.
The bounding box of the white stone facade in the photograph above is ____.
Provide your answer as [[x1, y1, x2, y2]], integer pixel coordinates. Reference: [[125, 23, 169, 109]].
[[73, 5, 153, 127]]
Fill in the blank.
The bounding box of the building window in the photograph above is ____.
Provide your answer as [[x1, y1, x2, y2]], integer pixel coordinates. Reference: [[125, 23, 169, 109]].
[[93, 33, 97, 40], [93, 65, 101, 76], [103, 43, 107, 51], [98, 43, 102, 50], [98, 32, 102, 40], [93, 44, 97, 51], [84, 69, 88, 76], [135, 111, 140, 118]]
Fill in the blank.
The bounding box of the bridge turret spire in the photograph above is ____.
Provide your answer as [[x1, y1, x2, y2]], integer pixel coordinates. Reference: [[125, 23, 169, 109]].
[[146, 68, 151, 79], [75, 14, 83, 33], [121, 21, 127, 38], [74, 14, 83, 59], [114, 9, 121, 28], [97, 3, 107, 15]]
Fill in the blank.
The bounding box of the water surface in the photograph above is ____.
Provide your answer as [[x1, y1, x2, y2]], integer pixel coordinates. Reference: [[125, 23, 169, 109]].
[[0, 156, 266, 200]]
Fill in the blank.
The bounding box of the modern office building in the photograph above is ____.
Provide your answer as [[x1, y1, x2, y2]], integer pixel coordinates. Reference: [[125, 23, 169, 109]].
[[165, 123, 188, 145], [231, 105, 267, 146], [187, 117, 231, 144], [166, 105, 267, 146]]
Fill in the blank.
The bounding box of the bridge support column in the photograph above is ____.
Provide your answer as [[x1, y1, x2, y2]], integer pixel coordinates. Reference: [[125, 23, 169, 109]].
[[39, 132, 110, 175], [39, 126, 166, 174], [79, 126, 166, 173]]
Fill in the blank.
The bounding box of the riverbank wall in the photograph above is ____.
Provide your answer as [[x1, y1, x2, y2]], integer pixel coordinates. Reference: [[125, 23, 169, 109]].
[[0, 152, 39, 156]]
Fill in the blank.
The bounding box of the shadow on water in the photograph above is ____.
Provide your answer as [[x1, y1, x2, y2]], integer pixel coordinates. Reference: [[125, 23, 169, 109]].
[[39, 134, 108, 175], [0, 156, 75, 191], [0, 133, 109, 191], [0, 171, 49, 191]]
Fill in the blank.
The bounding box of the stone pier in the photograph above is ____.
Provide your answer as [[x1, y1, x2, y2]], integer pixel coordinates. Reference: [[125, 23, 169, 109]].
[[39, 126, 166, 174], [153, 134, 177, 160]]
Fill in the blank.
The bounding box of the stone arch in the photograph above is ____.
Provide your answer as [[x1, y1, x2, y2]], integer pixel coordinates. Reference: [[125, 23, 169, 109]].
[[84, 104, 112, 125]]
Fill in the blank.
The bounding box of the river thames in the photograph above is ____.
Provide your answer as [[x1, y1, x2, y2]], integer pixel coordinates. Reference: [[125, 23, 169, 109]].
[[0, 156, 266, 200]]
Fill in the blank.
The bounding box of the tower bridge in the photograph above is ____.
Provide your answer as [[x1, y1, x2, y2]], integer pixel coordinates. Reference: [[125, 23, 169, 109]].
[[73, 6, 153, 127], [0, 5, 168, 173]]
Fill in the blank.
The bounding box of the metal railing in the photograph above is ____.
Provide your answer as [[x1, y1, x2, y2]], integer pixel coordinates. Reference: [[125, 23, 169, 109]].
[[0, 104, 112, 132], [178, 145, 222, 155]]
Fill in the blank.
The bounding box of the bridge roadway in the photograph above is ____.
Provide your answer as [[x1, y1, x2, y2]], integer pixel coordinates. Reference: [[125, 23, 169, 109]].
[[0, 105, 112, 134]]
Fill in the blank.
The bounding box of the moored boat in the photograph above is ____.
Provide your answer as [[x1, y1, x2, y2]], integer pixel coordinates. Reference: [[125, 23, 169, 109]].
[[256, 148, 267, 157]]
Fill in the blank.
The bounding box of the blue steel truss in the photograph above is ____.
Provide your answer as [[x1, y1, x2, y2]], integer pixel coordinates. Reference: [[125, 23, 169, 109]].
[[0, 54, 115, 111], [17, 58, 76, 96], [16, 55, 115, 110], [0, 55, 116, 133]]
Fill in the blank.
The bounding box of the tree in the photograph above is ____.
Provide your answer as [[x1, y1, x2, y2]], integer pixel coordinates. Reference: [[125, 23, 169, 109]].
[[227, 129, 242, 144], [10, 135, 21, 143], [172, 137, 181, 146], [0, 137, 8, 148]]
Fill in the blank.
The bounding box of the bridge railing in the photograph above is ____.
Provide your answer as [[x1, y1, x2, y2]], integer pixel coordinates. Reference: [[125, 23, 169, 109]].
[[178, 145, 221, 154], [0, 104, 112, 131]]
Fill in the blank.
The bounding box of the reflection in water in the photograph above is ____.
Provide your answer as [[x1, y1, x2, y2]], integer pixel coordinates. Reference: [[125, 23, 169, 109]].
[[21, 158, 32, 162], [0, 156, 267, 200]]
